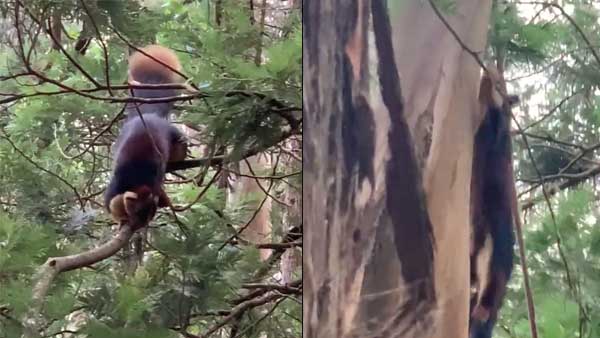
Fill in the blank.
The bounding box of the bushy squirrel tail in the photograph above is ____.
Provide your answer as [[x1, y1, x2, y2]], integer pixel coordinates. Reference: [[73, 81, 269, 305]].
[[127, 45, 182, 118]]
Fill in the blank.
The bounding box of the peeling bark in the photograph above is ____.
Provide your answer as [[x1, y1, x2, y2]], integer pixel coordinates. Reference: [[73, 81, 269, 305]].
[[304, 0, 493, 337], [304, 1, 443, 337], [390, 1, 493, 337]]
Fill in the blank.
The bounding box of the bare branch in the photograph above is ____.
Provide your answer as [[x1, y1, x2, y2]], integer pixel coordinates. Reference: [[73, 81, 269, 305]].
[[23, 225, 135, 338]]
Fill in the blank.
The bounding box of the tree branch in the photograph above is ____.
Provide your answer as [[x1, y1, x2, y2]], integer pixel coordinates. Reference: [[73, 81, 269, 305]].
[[23, 224, 135, 338], [167, 128, 300, 172]]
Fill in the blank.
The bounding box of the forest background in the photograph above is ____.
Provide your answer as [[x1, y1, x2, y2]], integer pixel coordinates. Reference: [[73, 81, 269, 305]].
[[0, 1, 302, 338]]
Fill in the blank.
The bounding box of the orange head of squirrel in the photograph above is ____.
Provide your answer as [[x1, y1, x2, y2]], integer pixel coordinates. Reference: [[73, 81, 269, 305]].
[[109, 185, 159, 229]]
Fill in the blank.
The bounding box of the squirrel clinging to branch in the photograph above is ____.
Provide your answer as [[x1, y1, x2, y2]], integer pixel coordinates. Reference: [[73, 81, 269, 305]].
[[469, 66, 520, 338], [105, 45, 188, 229]]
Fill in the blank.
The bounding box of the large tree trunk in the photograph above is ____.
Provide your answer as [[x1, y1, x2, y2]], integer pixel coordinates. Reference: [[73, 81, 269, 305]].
[[303, 1, 492, 337], [389, 1, 493, 337]]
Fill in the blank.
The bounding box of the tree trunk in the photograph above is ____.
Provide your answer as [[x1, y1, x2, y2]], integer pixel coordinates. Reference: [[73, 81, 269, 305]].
[[215, 0, 223, 26], [254, 0, 268, 65], [303, 0, 492, 337], [229, 154, 272, 261], [49, 10, 62, 51], [389, 2, 492, 337], [280, 139, 301, 284]]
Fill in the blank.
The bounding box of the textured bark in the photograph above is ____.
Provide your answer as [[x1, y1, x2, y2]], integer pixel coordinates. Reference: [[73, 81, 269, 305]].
[[304, 2, 387, 336], [304, 1, 439, 337], [304, 0, 493, 337], [390, 2, 493, 337]]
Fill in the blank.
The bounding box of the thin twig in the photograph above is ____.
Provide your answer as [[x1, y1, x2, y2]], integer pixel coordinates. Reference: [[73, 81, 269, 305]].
[[1, 129, 84, 209], [78, 0, 112, 95], [172, 167, 222, 212]]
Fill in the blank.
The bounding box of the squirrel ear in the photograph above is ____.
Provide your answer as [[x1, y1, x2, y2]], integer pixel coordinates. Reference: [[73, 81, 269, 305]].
[[124, 191, 139, 200]]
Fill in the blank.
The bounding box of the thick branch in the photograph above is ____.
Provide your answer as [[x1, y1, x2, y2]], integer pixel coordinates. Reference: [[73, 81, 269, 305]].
[[166, 128, 300, 172], [194, 291, 288, 338], [235, 280, 302, 305], [252, 224, 302, 280], [23, 225, 134, 338]]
